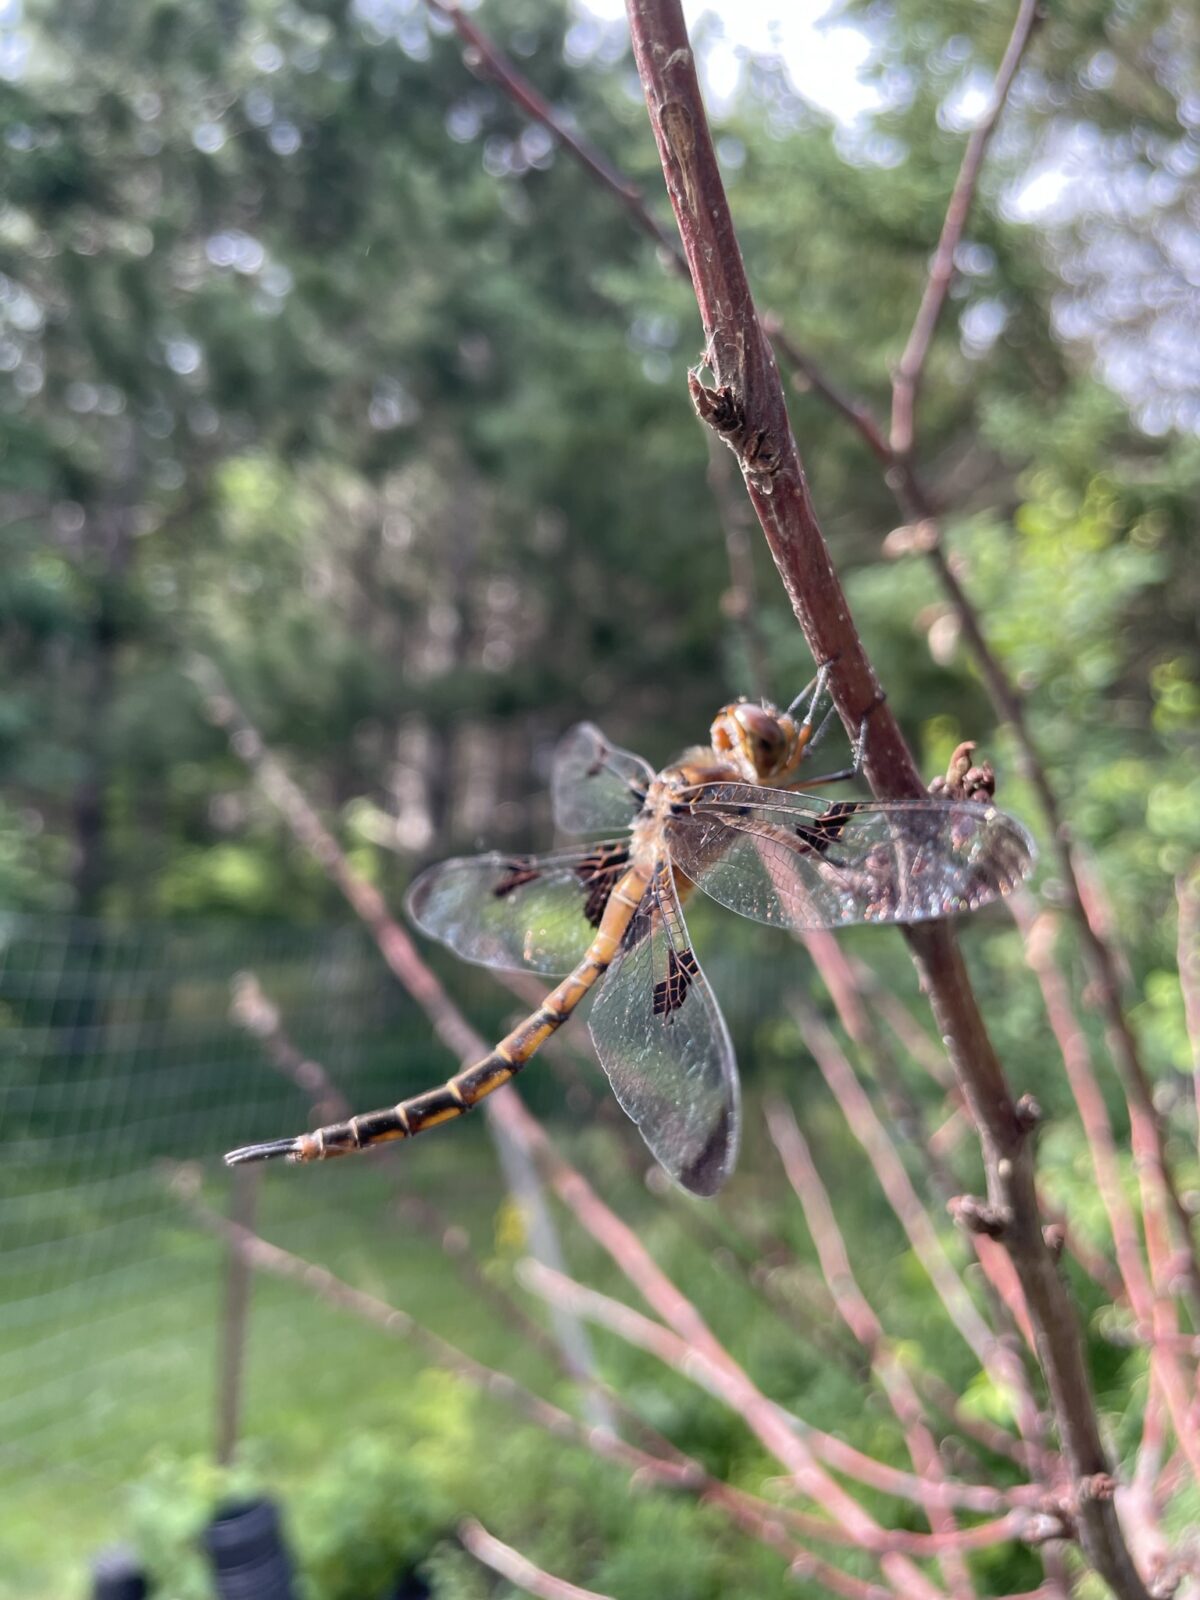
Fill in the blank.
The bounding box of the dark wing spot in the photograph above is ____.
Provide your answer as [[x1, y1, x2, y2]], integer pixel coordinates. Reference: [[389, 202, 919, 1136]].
[[574, 843, 630, 927], [678, 1098, 734, 1197], [494, 859, 541, 898], [794, 800, 860, 857], [653, 946, 699, 1017], [585, 741, 610, 779]]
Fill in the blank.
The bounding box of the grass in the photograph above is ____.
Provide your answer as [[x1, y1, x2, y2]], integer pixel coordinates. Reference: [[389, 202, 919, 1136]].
[[0, 1126, 539, 1600], [0, 910, 1044, 1600]]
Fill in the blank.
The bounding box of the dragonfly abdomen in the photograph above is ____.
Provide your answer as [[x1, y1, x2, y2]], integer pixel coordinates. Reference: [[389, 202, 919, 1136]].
[[226, 859, 652, 1167]]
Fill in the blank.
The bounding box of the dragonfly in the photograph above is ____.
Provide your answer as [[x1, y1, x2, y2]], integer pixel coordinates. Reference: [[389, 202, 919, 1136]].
[[226, 675, 1034, 1195]]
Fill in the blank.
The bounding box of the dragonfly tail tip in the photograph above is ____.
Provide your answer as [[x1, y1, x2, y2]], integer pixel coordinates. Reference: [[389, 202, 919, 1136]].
[[224, 1136, 300, 1167]]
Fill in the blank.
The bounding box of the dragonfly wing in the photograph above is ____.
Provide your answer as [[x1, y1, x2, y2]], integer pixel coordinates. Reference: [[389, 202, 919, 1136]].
[[668, 784, 1034, 930], [589, 866, 739, 1196], [406, 842, 631, 975], [552, 722, 654, 835]]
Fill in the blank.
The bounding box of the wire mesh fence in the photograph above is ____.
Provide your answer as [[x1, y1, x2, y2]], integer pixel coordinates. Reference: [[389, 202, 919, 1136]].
[[0, 914, 527, 1600], [0, 908, 842, 1599]]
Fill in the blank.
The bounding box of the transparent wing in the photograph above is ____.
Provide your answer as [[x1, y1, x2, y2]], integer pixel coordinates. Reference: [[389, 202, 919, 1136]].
[[589, 866, 739, 1196], [552, 722, 654, 835], [667, 784, 1035, 930], [406, 842, 631, 976]]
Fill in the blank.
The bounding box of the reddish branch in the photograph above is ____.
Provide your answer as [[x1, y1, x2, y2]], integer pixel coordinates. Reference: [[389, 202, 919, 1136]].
[[622, 3, 1150, 1593], [763, 1095, 977, 1599], [1014, 900, 1200, 1486], [425, 0, 683, 264], [230, 971, 351, 1127], [1179, 869, 1200, 1155], [784, 994, 1043, 1448], [799, 931, 959, 1199], [174, 1173, 693, 1486], [424, 0, 1193, 1315], [520, 1257, 1062, 1551], [491, 1289, 946, 1590], [879, 0, 1195, 1304], [460, 1520, 615, 1600], [178, 1173, 945, 1595], [889, 0, 1041, 457]]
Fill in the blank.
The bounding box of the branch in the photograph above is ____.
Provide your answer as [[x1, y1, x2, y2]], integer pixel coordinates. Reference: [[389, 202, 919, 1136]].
[[173, 1171, 694, 1489], [175, 1172, 935, 1593], [848, 957, 1125, 1304], [460, 1520, 615, 1600], [230, 971, 351, 1125], [194, 657, 610, 1408], [520, 1257, 1062, 1553], [784, 993, 1042, 1447], [622, 6, 1151, 1594], [798, 931, 959, 1201], [763, 1095, 978, 1599], [889, 0, 1041, 456], [423, 0, 1195, 1323], [426, 0, 683, 264], [1013, 898, 1200, 1488], [1179, 867, 1200, 1159], [881, 0, 1200, 1308]]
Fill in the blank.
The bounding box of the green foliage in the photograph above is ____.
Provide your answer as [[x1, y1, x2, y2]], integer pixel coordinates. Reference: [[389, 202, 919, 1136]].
[[122, 1383, 804, 1600], [3, 0, 1198, 1594], [128, 1452, 267, 1600]]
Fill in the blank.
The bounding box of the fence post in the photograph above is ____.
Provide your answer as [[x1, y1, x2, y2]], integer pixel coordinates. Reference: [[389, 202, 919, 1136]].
[[215, 1164, 260, 1465]]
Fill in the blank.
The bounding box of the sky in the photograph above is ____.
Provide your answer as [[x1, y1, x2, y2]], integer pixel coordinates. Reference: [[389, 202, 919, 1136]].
[[577, 0, 883, 123]]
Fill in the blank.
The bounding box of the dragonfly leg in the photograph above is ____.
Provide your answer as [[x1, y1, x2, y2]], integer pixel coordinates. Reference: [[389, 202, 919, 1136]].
[[784, 689, 885, 791], [785, 659, 832, 719]]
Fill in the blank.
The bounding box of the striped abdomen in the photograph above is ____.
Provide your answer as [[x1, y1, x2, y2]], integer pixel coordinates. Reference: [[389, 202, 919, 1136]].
[[278, 858, 650, 1163]]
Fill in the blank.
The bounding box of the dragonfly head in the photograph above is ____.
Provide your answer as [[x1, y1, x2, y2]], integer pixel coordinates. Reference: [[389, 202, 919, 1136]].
[[710, 700, 807, 783]]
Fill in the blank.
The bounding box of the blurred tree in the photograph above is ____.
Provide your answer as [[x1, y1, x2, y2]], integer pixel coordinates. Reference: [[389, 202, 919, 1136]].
[[0, 0, 1194, 993]]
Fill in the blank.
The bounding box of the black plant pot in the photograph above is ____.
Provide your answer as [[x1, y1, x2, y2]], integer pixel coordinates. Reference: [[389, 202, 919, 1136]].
[[91, 1546, 149, 1600], [387, 1569, 432, 1600], [203, 1498, 296, 1600]]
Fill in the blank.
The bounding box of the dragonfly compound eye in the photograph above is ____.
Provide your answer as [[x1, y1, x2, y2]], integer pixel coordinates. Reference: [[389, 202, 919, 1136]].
[[731, 703, 790, 775]]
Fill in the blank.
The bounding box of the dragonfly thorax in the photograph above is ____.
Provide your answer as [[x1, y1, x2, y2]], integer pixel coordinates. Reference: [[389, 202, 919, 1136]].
[[709, 700, 810, 785]]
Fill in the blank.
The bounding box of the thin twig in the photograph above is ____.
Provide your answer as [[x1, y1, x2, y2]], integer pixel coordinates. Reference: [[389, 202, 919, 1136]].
[[1013, 897, 1200, 1489], [424, 0, 1195, 1318], [889, 0, 1041, 457], [799, 931, 958, 1201], [426, 0, 683, 264], [230, 971, 351, 1126], [175, 1171, 951, 1593], [785, 993, 1041, 1444], [520, 1258, 1063, 1552], [622, 5, 1150, 1592], [912, 1368, 1038, 1473], [763, 1094, 978, 1599], [173, 1170, 694, 1488], [1179, 868, 1200, 1160], [849, 957, 1125, 1303], [460, 1520, 615, 1600], [194, 656, 609, 1406]]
